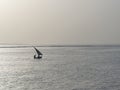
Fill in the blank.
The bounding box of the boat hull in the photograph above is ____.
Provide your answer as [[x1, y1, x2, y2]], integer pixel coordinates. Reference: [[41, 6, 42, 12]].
[[34, 55, 42, 59]]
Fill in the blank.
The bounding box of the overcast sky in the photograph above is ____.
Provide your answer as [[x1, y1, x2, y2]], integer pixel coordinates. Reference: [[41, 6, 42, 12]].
[[0, 0, 120, 45]]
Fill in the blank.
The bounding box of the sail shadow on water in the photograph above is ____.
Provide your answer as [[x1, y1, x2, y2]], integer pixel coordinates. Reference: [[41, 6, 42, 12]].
[[33, 47, 43, 59]]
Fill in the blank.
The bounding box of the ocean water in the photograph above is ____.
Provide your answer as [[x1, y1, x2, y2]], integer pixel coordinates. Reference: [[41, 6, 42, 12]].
[[0, 46, 120, 90]]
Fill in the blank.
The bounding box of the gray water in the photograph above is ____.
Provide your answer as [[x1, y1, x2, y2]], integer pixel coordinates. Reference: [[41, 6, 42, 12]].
[[0, 46, 120, 90]]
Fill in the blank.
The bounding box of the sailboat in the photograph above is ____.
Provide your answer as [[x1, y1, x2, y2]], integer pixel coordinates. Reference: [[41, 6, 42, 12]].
[[33, 47, 43, 59]]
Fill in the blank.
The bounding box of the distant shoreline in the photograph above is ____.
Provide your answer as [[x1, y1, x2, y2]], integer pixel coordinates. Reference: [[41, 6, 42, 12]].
[[0, 45, 120, 48]]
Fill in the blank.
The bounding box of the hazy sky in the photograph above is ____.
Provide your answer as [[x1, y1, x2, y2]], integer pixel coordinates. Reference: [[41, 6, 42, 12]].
[[0, 0, 120, 45]]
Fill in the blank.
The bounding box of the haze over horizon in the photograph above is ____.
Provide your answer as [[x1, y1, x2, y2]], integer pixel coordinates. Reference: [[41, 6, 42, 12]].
[[0, 0, 120, 45]]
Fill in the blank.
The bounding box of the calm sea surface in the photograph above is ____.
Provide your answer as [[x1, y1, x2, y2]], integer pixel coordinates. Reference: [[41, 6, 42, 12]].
[[0, 46, 120, 90]]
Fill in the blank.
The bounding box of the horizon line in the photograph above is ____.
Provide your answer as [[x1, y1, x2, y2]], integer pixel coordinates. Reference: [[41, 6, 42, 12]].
[[0, 44, 120, 48]]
